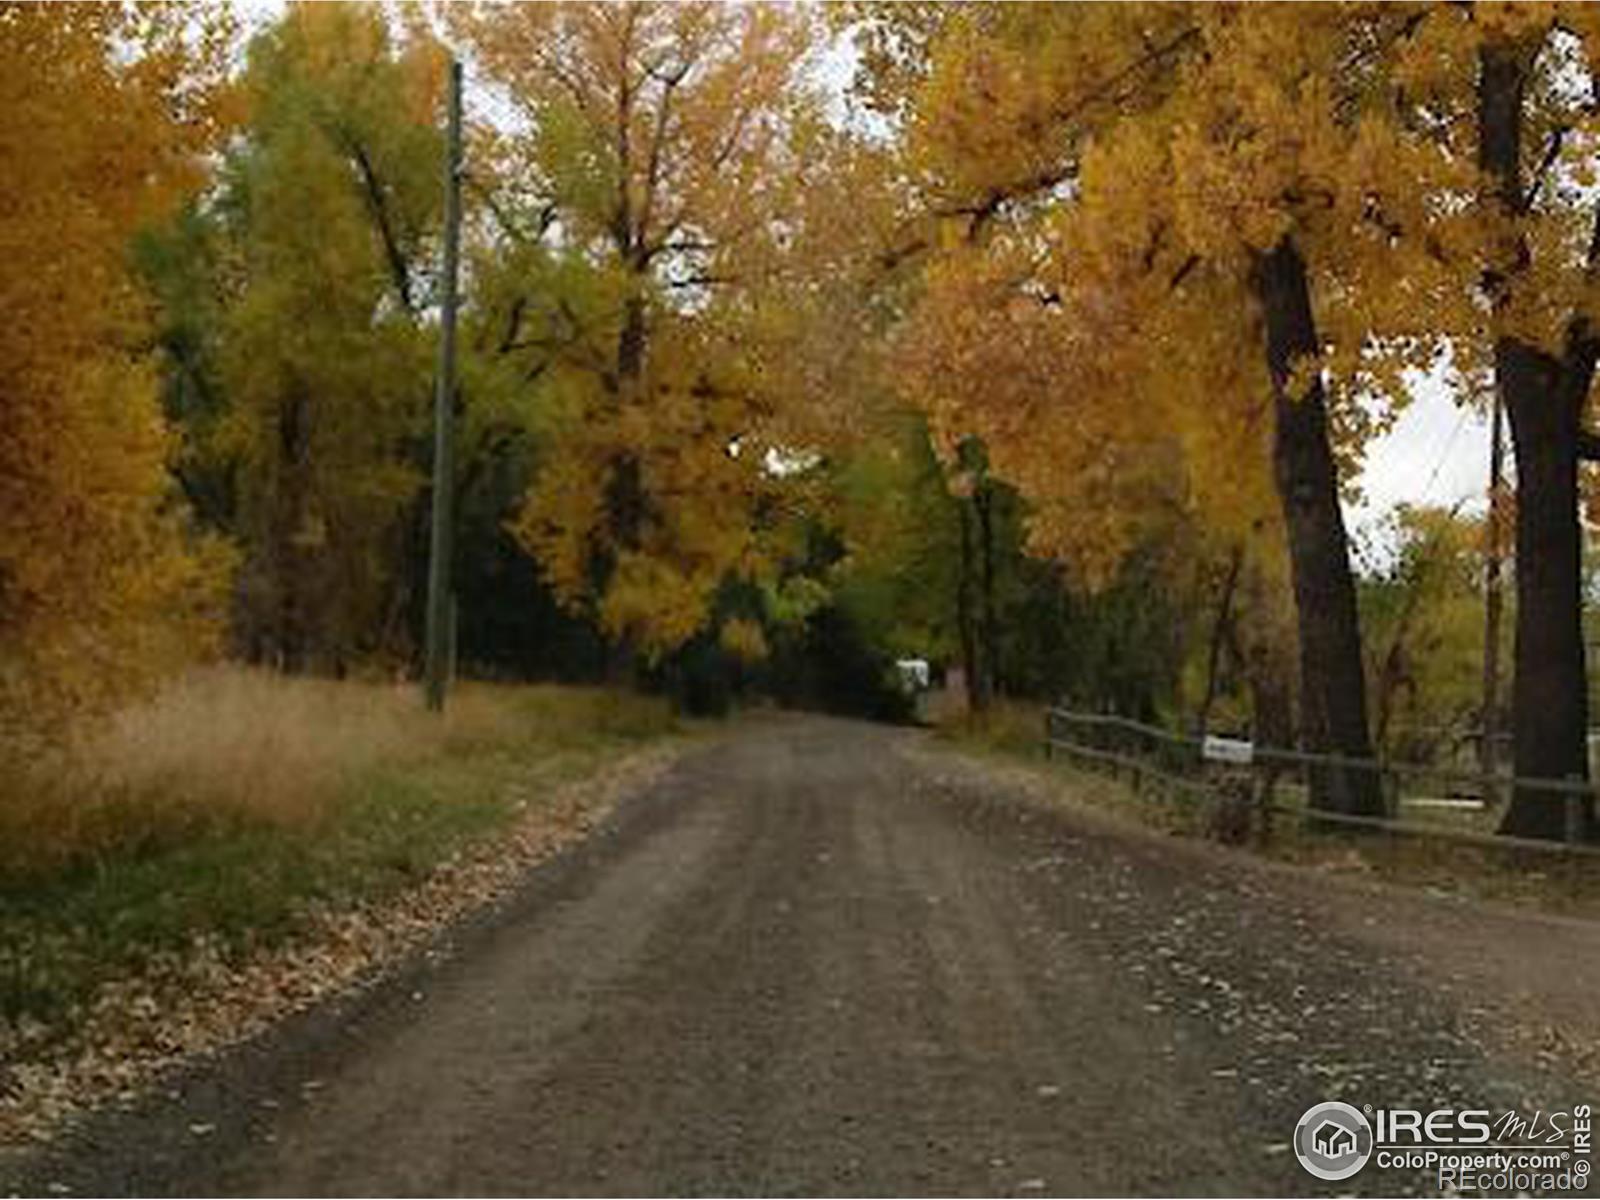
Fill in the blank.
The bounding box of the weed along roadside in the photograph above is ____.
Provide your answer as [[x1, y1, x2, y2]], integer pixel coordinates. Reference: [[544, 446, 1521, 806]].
[[0, 669, 697, 1150]]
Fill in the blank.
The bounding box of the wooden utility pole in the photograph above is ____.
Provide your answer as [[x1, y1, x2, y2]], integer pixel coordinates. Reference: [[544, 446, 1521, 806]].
[[1480, 393, 1506, 781], [424, 59, 463, 712]]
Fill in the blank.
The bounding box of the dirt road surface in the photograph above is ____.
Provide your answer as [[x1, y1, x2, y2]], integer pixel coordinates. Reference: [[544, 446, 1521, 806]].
[[11, 716, 1599, 1196]]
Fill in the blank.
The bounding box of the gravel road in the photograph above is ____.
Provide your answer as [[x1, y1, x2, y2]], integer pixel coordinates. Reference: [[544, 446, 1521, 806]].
[[13, 715, 1598, 1196]]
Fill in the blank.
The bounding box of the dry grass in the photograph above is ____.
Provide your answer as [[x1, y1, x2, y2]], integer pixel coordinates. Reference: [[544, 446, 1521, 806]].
[[0, 668, 681, 1030], [0, 667, 673, 880], [929, 698, 1051, 757]]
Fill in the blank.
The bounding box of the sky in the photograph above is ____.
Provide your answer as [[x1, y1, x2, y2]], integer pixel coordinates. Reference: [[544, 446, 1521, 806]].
[[1349, 379, 1491, 539]]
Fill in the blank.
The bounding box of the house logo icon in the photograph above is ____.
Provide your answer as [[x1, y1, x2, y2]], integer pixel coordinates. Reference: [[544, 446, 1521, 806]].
[[1313, 1120, 1356, 1157], [1294, 1101, 1373, 1181]]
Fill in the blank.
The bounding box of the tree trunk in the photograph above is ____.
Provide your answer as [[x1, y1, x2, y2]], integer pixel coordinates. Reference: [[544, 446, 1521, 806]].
[[1231, 553, 1297, 752], [595, 290, 650, 684], [1477, 38, 1595, 839], [974, 482, 1000, 701], [272, 386, 312, 674], [1480, 394, 1506, 785], [1498, 339, 1591, 837], [1250, 236, 1383, 817], [1243, 640, 1295, 755], [604, 628, 639, 689], [383, 490, 430, 671], [957, 500, 987, 714], [1196, 544, 1242, 738]]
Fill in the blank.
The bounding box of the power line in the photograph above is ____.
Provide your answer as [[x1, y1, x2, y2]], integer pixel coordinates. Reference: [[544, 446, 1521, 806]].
[[1418, 405, 1473, 504]]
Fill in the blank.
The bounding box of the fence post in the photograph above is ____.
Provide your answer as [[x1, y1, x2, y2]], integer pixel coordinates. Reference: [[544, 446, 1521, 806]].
[[1566, 775, 1584, 845], [1043, 709, 1053, 761], [1256, 764, 1276, 845]]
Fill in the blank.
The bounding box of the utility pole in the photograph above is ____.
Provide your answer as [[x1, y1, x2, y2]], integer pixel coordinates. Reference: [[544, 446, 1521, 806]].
[[1481, 393, 1505, 781], [424, 58, 463, 713]]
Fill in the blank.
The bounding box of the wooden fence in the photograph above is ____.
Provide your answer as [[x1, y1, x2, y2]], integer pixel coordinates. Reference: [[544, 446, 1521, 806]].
[[1043, 707, 1600, 858]]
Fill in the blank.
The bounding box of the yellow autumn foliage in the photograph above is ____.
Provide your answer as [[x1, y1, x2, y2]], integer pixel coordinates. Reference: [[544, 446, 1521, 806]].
[[0, 4, 233, 732], [891, 4, 1501, 586], [457, 1, 824, 660]]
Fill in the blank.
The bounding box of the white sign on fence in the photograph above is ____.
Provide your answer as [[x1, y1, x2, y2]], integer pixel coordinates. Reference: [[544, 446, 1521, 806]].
[[1202, 735, 1255, 766]]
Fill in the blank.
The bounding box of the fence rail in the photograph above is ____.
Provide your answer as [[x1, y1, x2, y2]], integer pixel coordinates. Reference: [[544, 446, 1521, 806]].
[[1043, 707, 1600, 859]]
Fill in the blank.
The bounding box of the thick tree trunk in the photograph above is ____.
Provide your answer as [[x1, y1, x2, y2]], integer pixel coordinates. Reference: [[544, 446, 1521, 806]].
[[1480, 395, 1506, 785], [1250, 236, 1383, 817], [1478, 38, 1595, 839], [1498, 340, 1591, 837]]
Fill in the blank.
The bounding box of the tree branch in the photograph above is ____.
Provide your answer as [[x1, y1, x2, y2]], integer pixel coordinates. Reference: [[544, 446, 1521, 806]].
[[466, 174, 556, 247], [933, 25, 1199, 237], [638, 59, 690, 250], [337, 128, 417, 315], [1524, 124, 1569, 210]]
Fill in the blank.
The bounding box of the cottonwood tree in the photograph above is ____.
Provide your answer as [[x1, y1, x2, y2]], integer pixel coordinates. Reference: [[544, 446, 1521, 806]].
[[191, 4, 445, 671], [452, 1, 825, 670], [885, 4, 1472, 816], [1328, 3, 1600, 837], [0, 3, 232, 728], [1465, 5, 1600, 837]]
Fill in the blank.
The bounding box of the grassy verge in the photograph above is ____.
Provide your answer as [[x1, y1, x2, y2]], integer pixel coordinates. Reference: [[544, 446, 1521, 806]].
[[0, 670, 680, 1039], [932, 700, 1600, 917]]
